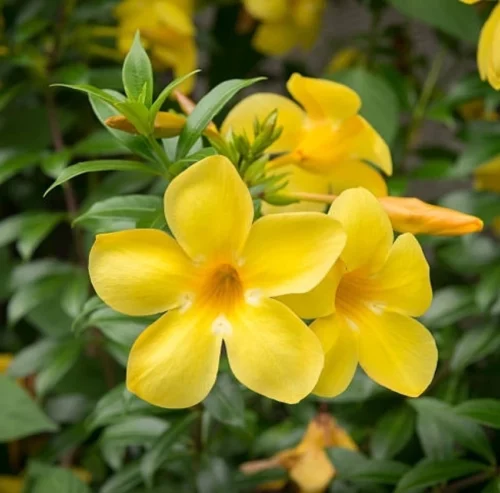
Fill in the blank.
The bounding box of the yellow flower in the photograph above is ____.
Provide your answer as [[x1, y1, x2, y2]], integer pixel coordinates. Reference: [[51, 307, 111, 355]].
[[115, 0, 197, 93], [326, 47, 366, 74], [281, 188, 437, 398], [475, 155, 500, 193], [221, 73, 391, 214], [244, 0, 326, 56], [461, 0, 500, 89], [89, 155, 347, 408], [241, 413, 357, 493], [0, 476, 22, 493], [0, 353, 13, 374]]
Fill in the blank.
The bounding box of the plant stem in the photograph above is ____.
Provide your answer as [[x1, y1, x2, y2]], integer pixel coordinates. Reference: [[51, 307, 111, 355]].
[[442, 470, 497, 492], [147, 134, 173, 179]]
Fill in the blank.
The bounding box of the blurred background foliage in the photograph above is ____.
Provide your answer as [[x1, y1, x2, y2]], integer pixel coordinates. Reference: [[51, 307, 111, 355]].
[[1, 0, 500, 492]]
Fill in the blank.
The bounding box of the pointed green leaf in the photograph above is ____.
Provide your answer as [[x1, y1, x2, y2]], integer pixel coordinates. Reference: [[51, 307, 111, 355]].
[[122, 32, 153, 106], [455, 400, 500, 430]]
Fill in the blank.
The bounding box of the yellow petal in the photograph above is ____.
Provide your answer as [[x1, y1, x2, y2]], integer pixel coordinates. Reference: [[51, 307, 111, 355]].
[[329, 160, 388, 197], [358, 310, 437, 397], [241, 213, 346, 297], [243, 0, 287, 21], [329, 188, 393, 273], [287, 73, 361, 122], [290, 448, 335, 493], [252, 21, 298, 56], [0, 354, 13, 374], [221, 94, 305, 154], [225, 298, 324, 403], [154, 2, 194, 36], [127, 309, 222, 408], [278, 262, 344, 319], [351, 116, 393, 175], [475, 155, 500, 193], [89, 230, 195, 316], [311, 314, 359, 398], [0, 476, 23, 493], [164, 155, 254, 262], [262, 165, 330, 214], [478, 4, 500, 82], [460, 0, 481, 3], [105, 112, 186, 138], [370, 234, 432, 317]]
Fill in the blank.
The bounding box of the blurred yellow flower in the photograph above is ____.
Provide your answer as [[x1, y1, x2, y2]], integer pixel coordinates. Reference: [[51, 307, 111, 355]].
[[475, 155, 500, 192], [0, 353, 13, 374], [461, 0, 500, 90], [0, 476, 22, 493], [458, 99, 499, 121], [244, 0, 326, 55], [326, 47, 366, 74], [241, 413, 357, 493], [89, 155, 347, 408], [281, 188, 437, 398], [222, 73, 391, 213], [115, 0, 197, 93]]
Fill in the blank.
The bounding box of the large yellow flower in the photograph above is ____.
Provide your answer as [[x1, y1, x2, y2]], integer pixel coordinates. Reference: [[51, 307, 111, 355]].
[[281, 188, 437, 398], [89, 155, 347, 408], [244, 0, 326, 56], [221, 73, 392, 213], [461, 0, 500, 89], [115, 0, 197, 93]]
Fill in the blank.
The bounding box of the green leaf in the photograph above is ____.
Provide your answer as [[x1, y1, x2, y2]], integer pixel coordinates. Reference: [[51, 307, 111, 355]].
[[451, 139, 500, 177], [41, 149, 72, 179], [100, 462, 143, 493], [204, 373, 245, 428], [370, 404, 415, 460], [61, 271, 90, 318], [386, 0, 481, 43], [476, 266, 500, 312], [74, 195, 163, 233], [455, 400, 500, 429], [89, 93, 155, 160], [73, 130, 130, 157], [122, 32, 153, 106], [331, 68, 400, 144], [451, 324, 500, 372], [0, 214, 24, 248], [141, 413, 198, 487], [0, 374, 58, 441], [328, 448, 410, 485], [395, 459, 489, 492], [416, 412, 455, 460], [114, 101, 150, 135], [8, 339, 58, 378], [176, 77, 264, 159], [421, 286, 478, 328], [149, 70, 200, 123], [196, 457, 233, 493], [411, 398, 495, 463], [53, 83, 119, 105], [31, 467, 91, 493], [17, 212, 65, 260], [0, 151, 40, 185], [35, 340, 82, 397], [44, 160, 161, 196]]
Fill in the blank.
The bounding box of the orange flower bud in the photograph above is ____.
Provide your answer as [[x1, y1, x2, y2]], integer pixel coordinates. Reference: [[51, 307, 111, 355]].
[[105, 112, 186, 138]]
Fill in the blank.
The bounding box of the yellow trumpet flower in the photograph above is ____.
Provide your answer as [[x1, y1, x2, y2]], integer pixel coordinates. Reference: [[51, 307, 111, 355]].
[[115, 0, 197, 94], [244, 0, 326, 56], [281, 188, 438, 398], [461, 0, 500, 90], [221, 73, 391, 213], [89, 155, 347, 408]]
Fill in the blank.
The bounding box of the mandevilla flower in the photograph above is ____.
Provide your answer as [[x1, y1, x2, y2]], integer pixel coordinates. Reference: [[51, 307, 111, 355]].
[[89, 156, 347, 408], [461, 0, 500, 90], [243, 0, 326, 56], [115, 0, 197, 94], [221, 73, 391, 213], [281, 188, 438, 398]]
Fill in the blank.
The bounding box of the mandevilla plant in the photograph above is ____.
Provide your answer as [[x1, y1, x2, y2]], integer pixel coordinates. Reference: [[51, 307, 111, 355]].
[[1, 1, 500, 492]]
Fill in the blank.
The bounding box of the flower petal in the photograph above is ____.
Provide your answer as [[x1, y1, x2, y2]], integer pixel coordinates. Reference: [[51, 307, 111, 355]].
[[278, 262, 344, 319], [262, 164, 329, 214], [475, 155, 500, 193], [358, 310, 437, 397], [329, 160, 388, 197], [329, 188, 393, 273], [287, 73, 361, 122], [351, 117, 393, 175], [164, 155, 254, 262], [369, 233, 432, 317], [241, 213, 346, 297], [311, 314, 359, 398], [243, 0, 287, 21], [89, 229, 195, 316], [225, 298, 324, 403], [127, 309, 222, 408], [252, 21, 299, 56], [290, 449, 335, 493], [478, 4, 500, 83], [221, 94, 304, 154]]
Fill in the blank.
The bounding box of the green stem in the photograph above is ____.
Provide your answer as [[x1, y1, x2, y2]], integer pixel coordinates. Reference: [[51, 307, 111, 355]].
[[147, 135, 173, 179]]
